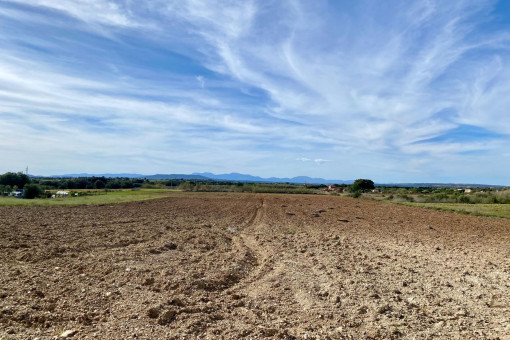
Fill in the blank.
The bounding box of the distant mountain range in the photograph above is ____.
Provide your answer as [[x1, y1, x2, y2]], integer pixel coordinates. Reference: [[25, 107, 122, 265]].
[[192, 172, 352, 184], [46, 172, 504, 187], [51, 173, 210, 180], [49, 172, 352, 184]]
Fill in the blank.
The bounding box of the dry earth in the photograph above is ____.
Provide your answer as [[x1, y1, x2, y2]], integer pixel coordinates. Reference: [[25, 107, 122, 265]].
[[1, 193, 509, 339]]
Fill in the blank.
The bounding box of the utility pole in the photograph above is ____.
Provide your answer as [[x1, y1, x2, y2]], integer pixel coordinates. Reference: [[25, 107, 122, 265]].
[[26, 166, 28, 175]]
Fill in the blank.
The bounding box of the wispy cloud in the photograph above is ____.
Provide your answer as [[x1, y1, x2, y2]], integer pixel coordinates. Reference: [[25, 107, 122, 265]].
[[195, 75, 205, 88], [0, 0, 509, 183], [314, 159, 330, 165], [4, 0, 138, 27]]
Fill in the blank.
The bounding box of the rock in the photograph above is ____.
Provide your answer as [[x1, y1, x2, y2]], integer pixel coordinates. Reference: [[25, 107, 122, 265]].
[[59, 329, 77, 338]]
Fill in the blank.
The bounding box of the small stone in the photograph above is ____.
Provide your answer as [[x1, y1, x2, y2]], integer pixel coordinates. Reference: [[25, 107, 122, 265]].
[[59, 329, 77, 338]]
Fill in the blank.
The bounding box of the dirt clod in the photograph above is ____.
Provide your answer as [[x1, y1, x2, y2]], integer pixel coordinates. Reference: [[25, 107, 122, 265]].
[[157, 310, 176, 325], [147, 307, 160, 319]]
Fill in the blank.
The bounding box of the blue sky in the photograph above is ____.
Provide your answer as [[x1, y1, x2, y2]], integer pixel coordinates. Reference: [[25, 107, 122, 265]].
[[0, 0, 509, 184]]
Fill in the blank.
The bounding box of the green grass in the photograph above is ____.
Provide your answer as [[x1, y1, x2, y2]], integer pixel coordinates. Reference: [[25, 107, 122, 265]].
[[0, 189, 181, 206], [396, 202, 510, 219]]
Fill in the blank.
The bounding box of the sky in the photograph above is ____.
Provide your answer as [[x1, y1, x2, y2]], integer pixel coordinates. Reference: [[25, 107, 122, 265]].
[[0, 0, 509, 184]]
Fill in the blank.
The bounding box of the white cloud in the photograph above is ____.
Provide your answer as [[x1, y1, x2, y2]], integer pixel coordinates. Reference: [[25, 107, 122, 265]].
[[0, 0, 509, 182]]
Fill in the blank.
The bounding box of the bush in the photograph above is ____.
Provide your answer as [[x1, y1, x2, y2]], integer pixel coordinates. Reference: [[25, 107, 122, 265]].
[[350, 191, 361, 198], [457, 195, 471, 203], [396, 194, 414, 202], [23, 184, 43, 199]]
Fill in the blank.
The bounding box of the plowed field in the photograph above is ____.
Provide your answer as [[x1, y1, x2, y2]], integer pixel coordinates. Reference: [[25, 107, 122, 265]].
[[1, 193, 509, 339]]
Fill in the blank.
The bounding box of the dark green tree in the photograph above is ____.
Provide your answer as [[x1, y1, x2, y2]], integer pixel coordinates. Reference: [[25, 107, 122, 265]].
[[94, 180, 106, 189], [0, 172, 30, 188], [350, 179, 375, 192]]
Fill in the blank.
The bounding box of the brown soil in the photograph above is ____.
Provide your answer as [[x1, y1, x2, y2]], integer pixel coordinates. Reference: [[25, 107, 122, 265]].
[[1, 193, 509, 339]]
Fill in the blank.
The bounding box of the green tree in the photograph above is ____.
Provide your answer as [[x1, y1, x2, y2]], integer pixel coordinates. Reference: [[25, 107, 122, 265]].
[[105, 181, 121, 189], [0, 172, 30, 188], [350, 179, 375, 192], [23, 183, 43, 199], [94, 179, 106, 189]]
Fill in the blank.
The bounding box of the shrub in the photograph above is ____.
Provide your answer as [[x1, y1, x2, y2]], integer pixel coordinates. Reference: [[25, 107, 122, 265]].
[[398, 194, 414, 202], [457, 195, 471, 203], [350, 191, 361, 198], [23, 184, 43, 199]]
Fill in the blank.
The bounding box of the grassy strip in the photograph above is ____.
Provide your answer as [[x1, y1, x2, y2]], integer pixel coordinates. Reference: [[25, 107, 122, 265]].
[[394, 201, 510, 219], [0, 189, 180, 206]]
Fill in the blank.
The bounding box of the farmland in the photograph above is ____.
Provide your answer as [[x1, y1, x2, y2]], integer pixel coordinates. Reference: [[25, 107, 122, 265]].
[[1, 192, 509, 339], [395, 202, 510, 220], [0, 189, 179, 207]]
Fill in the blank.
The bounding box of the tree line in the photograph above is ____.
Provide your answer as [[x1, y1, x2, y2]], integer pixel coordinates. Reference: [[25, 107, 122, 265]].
[[0, 172, 153, 199]]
